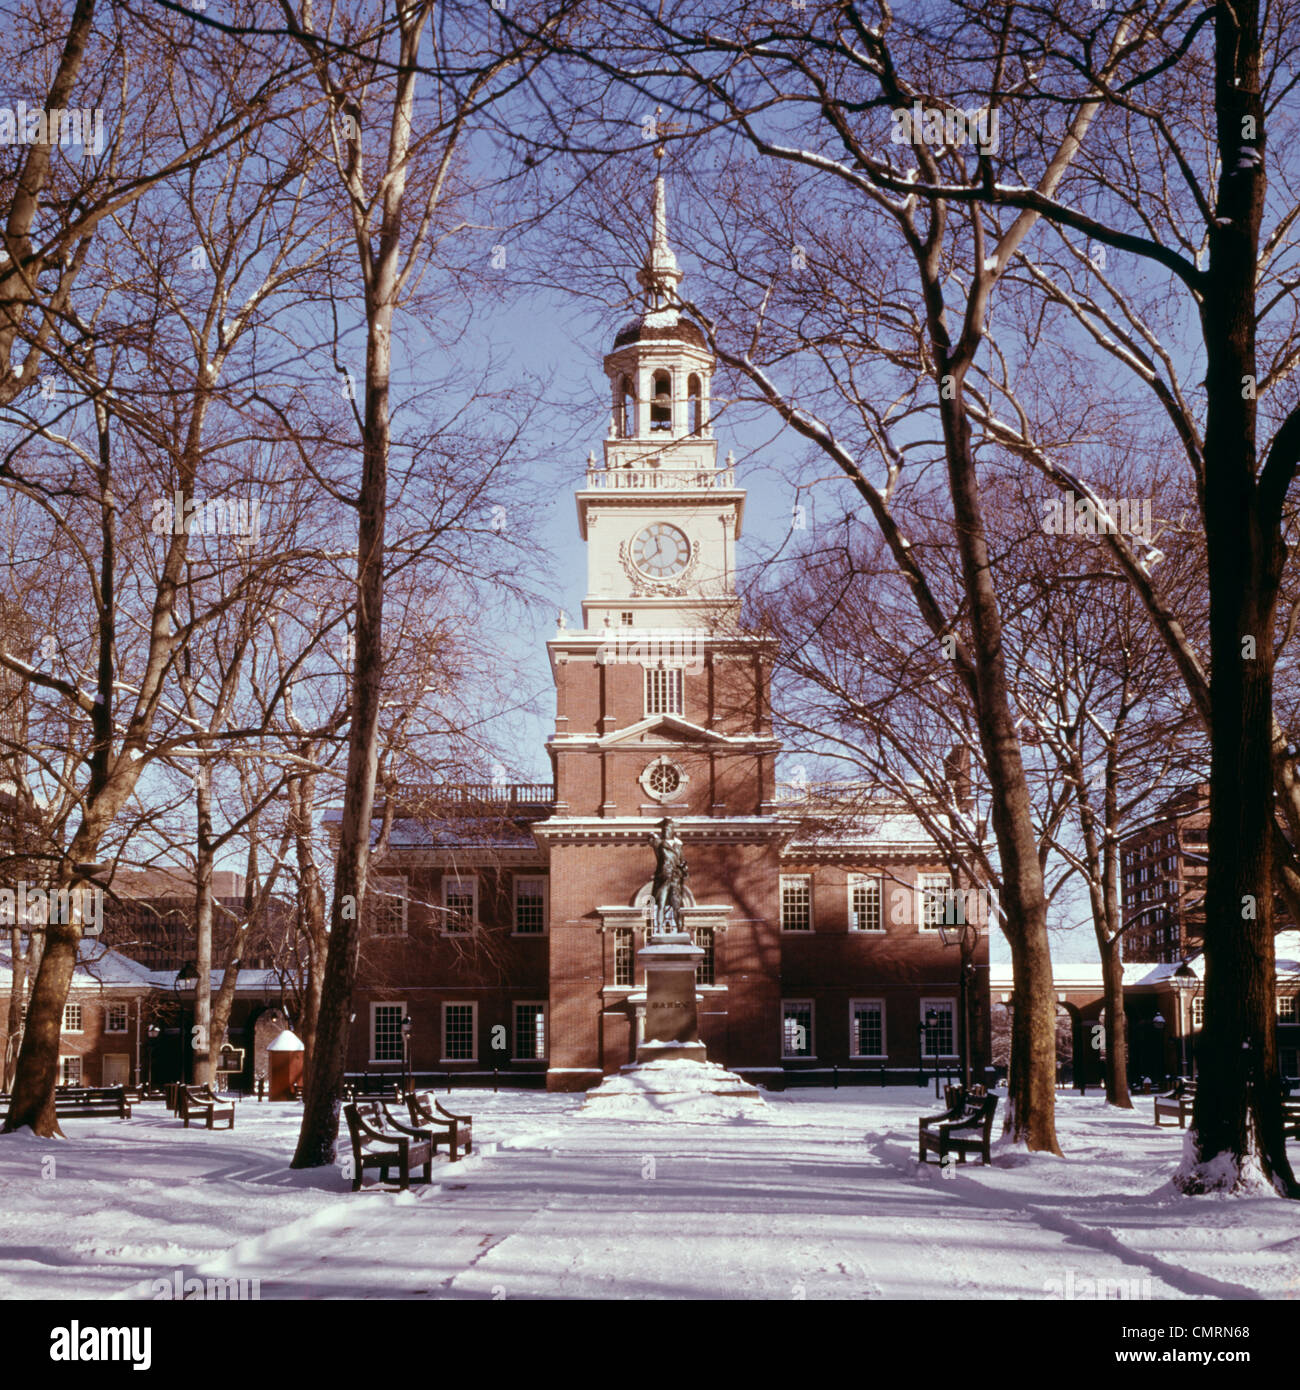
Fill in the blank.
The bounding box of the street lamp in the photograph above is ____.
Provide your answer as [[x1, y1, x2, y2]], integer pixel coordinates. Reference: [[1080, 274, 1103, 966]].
[[1172, 960, 1198, 1079], [938, 890, 985, 1090], [146, 1023, 160, 1090], [1152, 1010, 1166, 1089], [401, 1015, 413, 1097], [174, 960, 197, 1085], [924, 1007, 941, 1097]]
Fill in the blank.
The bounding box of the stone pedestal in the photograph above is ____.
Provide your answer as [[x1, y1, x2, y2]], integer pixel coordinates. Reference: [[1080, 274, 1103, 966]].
[[637, 930, 707, 1064]]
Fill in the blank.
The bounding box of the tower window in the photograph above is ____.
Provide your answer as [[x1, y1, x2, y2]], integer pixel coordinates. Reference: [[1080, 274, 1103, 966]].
[[620, 375, 635, 437], [645, 666, 683, 715], [688, 374, 702, 434], [650, 370, 672, 431]]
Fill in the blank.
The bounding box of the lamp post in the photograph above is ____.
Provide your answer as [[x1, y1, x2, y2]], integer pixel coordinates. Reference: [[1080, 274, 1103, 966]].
[[1152, 1010, 1166, 1089], [174, 961, 197, 1084], [938, 889, 985, 1090], [1172, 960, 1197, 1079], [922, 1008, 941, 1097], [146, 1023, 160, 1090], [401, 1015, 413, 1097]]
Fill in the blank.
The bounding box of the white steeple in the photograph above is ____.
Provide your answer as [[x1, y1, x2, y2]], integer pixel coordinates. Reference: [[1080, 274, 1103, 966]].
[[635, 170, 684, 319]]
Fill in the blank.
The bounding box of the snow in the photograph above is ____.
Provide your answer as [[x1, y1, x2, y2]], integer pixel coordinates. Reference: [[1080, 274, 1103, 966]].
[[2, 1089, 1299, 1299], [581, 1059, 767, 1121], [266, 1030, 304, 1053]]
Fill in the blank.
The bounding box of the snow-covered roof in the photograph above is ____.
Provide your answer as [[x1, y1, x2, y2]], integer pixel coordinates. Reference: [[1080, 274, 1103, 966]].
[[0, 939, 155, 990], [149, 967, 297, 992], [990, 932, 1300, 995]]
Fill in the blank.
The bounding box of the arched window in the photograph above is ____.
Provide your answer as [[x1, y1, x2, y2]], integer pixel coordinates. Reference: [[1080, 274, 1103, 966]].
[[688, 374, 702, 434], [650, 370, 672, 431], [620, 376, 635, 437]]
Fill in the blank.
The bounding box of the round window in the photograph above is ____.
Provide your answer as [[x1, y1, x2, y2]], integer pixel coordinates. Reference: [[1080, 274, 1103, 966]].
[[648, 762, 682, 796]]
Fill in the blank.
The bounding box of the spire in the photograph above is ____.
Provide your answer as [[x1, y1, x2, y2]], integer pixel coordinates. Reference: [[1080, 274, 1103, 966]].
[[635, 123, 684, 321]]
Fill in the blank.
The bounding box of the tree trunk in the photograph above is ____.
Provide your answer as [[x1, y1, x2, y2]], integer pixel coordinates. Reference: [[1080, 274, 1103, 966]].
[[191, 762, 214, 1087], [291, 296, 395, 1167], [2, 861, 84, 1134], [2, 925, 30, 1091], [1179, 0, 1297, 1196], [289, 768, 326, 1086], [937, 388, 1059, 1153], [1100, 938, 1131, 1109]]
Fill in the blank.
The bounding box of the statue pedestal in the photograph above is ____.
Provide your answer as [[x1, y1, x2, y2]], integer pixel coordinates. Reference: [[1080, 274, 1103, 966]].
[[637, 930, 707, 1064]]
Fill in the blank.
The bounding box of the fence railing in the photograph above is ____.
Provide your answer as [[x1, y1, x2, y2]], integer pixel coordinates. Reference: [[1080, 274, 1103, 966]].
[[391, 782, 556, 809], [584, 468, 735, 490]]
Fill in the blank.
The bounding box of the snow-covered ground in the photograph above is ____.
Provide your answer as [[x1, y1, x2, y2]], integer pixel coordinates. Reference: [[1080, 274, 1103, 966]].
[[2, 1087, 1298, 1300]]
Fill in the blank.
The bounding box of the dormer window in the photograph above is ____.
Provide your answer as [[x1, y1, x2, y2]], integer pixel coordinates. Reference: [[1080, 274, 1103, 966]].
[[688, 374, 702, 434], [650, 370, 672, 431]]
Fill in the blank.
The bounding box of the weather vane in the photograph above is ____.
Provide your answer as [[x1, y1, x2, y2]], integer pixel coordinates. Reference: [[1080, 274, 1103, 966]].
[[649, 104, 685, 160]]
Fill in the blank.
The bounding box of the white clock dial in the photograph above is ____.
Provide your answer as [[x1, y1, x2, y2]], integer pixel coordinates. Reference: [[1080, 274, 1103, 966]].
[[631, 523, 690, 579]]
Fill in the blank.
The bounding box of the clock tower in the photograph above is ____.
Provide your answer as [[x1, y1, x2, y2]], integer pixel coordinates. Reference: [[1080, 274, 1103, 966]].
[[576, 172, 745, 633], [535, 167, 790, 1090]]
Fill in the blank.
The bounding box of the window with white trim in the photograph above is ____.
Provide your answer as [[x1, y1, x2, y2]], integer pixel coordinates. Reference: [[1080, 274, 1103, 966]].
[[614, 927, 634, 987], [370, 1002, 405, 1062], [782, 1000, 814, 1058], [442, 1002, 477, 1061], [781, 876, 812, 931], [920, 999, 957, 1057], [106, 1003, 128, 1033], [850, 999, 886, 1058], [645, 666, 684, 716], [1191, 996, 1204, 1028], [59, 1056, 82, 1086], [367, 875, 407, 936], [694, 926, 715, 986], [513, 1002, 547, 1060], [1278, 993, 1296, 1021], [442, 876, 476, 933], [62, 1003, 82, 1033], [849, 876, 883, 931], [513, 877, 547, 935], [917, 874, 955, 929]]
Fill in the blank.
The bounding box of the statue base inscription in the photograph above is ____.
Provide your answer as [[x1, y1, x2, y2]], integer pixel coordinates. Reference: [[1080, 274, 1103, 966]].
[[637, 932, 707, 1065]]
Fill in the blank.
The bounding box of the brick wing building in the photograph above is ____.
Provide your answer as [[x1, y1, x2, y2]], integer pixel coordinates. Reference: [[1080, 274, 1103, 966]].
[[342, 171, 991, 1091]]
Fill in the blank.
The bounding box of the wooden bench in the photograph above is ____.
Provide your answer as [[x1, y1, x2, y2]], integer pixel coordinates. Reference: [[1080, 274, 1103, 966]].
[[406, 1089, 473, 1161], [343, 1100, 435, 1191], [180, 1084, 235, 1130], [1283, 1097, 1300, 1141], [1154, 1080, 1196, 1128], [53, 1086, 132, 1119], [919, 1092, 999, 1166]]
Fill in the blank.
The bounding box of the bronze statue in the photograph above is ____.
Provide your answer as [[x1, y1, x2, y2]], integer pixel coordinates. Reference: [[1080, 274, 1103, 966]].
[[649, 817, 688, 935]]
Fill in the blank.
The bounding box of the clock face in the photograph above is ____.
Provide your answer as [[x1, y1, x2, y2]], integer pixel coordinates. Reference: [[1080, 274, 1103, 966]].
[[631, 523, 690, 579]]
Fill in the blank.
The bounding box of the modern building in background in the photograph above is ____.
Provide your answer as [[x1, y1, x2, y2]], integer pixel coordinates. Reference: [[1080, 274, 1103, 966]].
[[1120, 784, 1209, 964], [101, 868, 288, 972]]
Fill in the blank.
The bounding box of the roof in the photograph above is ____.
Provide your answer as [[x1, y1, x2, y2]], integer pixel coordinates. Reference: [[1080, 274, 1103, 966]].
[[149, 966, 296, 992], [612, 318, 707, 350], [0, 939, 155, 990], [990, 931, 1300, 994]]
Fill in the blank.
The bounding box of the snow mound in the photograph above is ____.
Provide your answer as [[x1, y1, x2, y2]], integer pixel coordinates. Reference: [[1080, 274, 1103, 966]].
[[580, 1059, 769, 1122]]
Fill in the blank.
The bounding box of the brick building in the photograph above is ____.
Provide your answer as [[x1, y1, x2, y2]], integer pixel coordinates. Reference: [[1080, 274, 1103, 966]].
[[341, 170, 991, 1091]]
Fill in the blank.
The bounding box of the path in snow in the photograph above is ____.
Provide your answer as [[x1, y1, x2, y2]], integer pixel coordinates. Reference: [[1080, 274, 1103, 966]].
[[203, 1102, 1199, 1300]]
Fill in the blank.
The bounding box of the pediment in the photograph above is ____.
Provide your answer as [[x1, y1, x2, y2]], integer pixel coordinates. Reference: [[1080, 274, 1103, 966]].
[[597, 714, 735, 749]]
